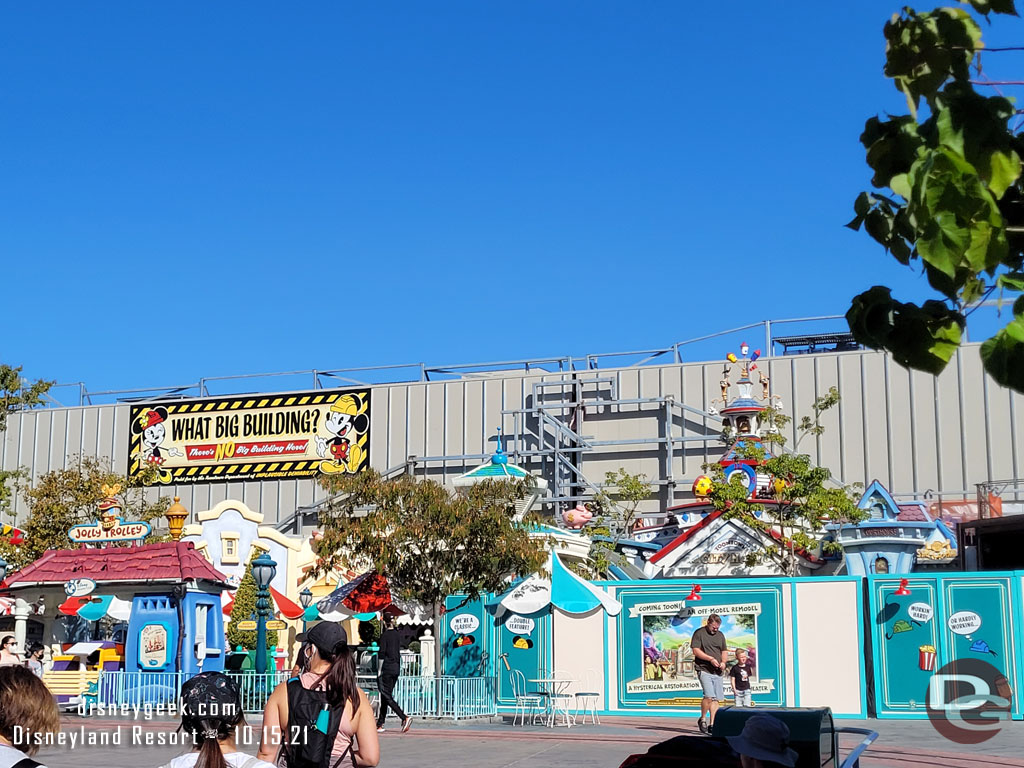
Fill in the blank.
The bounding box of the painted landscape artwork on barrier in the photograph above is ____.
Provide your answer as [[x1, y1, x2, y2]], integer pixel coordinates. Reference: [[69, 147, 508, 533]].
[[629, 602, 773, 695]]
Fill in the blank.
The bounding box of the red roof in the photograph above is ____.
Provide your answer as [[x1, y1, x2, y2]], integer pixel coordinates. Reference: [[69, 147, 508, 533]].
[[4, 541, 230, 588], [649, 510, 723, 564], [650, 502, 822, 565], [896, 505, 931, 522]]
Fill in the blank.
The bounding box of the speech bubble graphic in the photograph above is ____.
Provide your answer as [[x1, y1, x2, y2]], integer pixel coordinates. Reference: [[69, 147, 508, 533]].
[[909, 602, 934, 623], [947, 610, 982, 636], [449, 613, 480, 634]]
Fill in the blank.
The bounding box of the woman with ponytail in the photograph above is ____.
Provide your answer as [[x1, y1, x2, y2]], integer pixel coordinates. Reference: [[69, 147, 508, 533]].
[[162, 671, 276, 768], [257, 623, 378, 768]]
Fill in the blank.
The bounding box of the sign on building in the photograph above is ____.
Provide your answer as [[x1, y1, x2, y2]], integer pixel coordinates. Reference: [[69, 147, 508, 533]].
[[128, 389, 371, 485]]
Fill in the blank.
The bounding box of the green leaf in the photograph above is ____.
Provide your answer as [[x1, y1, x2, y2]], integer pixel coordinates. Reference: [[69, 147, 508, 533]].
[[997, 272, 1024, 292], [847, 287, 964, 374], [930, 84, 1021, 198], [988, 150, 1021, 198], [908, 147, 1007, 277], [981, 317, 1024, 390], [862, 116, 924, 189], [890, 173, 912, 199], [884, 9, 980, 106], [962, 276, 988, 304], [962, 0, 1018, 15]]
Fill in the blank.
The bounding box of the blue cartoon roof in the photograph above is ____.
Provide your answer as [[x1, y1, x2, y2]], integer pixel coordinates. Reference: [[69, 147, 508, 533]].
[[453, 443, 536, 485]]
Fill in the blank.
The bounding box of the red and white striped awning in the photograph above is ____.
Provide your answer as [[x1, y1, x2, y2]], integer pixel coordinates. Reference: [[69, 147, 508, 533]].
[[222, 586, 305, 620]]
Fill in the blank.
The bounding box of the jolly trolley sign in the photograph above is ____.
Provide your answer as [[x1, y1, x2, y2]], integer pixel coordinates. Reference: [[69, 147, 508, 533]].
[[128, 389, 371, 485]]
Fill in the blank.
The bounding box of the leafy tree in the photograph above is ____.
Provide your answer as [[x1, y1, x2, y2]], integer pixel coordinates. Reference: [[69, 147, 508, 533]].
[[0, 365, 53, 432], [846, 1, 1024, 391], [587, 469, 653, 575], [0, 455, 171, 569], [703, 393, 865, 576], [734, 613, 756, 632], [358, 618, 381, 646], [226, 553, 279, 651], [0, 364, 52, 541], [315, 470, 549, 675]]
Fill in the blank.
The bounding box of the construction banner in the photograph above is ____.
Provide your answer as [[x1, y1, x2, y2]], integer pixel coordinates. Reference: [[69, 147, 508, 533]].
[[127, 389, 370, 485]]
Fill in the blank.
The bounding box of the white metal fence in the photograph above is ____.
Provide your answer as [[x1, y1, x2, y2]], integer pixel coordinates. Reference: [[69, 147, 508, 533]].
[[93, 670, 291, 713], [90, 670, 495, 719], [363, 675, 497, 720]]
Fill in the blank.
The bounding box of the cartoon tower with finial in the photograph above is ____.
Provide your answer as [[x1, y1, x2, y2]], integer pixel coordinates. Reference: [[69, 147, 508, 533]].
[[710, 343, 778, 499], [718, 342, 767, 437]]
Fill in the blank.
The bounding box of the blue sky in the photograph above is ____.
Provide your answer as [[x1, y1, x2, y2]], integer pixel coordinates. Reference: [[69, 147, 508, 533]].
[[4, 3, 1022, 400]]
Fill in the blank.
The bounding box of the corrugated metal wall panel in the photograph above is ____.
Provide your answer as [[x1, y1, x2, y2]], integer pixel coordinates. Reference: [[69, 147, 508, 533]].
[[936, 359, 966, 494], [886, 359, 914, 494], [814, 357, 842, 483], [861, 354, 892, 487], [960, 351, 989, 491]]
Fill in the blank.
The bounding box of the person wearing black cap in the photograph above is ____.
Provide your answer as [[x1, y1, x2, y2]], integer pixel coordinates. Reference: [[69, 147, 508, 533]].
[[257, 622, 379, 768], [160, 671, 276, 768]]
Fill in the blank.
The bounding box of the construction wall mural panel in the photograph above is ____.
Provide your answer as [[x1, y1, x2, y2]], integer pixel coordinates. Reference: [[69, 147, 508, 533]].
[[868, 574, 1021, 719], [127, 390, 370, 485], [612, 582, 786, 711]]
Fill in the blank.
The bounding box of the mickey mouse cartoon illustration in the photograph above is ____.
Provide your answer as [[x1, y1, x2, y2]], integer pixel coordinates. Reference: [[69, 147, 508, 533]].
[[131, 407, 183, 466], [315, 394, 368, 474]]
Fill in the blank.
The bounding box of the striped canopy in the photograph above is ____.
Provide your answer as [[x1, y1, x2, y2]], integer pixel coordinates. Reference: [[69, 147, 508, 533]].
[[222, 586, 305, 620], [489, 552, 622, 616], [59, 595, 133, 622]]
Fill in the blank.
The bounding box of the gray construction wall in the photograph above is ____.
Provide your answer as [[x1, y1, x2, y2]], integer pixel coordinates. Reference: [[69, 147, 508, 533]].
[[2, 343, 1020, 526]]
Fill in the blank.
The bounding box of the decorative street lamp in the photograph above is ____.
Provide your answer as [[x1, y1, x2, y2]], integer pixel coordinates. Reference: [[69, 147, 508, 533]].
[[299, 587, 313, 632], [252, 552, 277, 674], [165, 497, 189, 541]]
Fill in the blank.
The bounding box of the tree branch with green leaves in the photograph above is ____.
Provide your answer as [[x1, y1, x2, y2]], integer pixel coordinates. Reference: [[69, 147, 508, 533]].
[[0, 455, 171, 569], [847, 1, 1024, 390], [587, 469, 652, 576]]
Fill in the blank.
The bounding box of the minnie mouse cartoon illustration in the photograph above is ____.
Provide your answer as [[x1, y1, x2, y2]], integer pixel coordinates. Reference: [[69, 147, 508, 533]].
[[315, 394, 368, 475], [131, 407, 183, 466]]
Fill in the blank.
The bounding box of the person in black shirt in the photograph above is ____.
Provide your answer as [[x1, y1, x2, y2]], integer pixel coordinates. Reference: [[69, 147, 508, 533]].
[[729, 647, 754, 707], [376, 614, 412, 733]]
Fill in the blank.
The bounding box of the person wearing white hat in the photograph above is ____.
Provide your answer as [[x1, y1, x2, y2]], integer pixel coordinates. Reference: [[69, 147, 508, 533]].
[[726, 714, 799, 768]]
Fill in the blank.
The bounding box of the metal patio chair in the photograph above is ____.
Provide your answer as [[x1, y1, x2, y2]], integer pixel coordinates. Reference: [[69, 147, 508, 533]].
[[573, 667, 601, 725], [510, 669, 544, 726]]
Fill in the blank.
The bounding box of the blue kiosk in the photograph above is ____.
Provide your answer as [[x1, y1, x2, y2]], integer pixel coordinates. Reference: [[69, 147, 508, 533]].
[[827, 480, 958, 575]]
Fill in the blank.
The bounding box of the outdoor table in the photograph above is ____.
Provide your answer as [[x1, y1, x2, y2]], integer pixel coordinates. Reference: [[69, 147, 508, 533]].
[[528, 678, 574, 728]]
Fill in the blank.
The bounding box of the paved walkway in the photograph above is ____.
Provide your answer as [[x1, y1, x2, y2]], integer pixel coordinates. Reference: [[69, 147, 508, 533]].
[[31, 714, 1024, 767]]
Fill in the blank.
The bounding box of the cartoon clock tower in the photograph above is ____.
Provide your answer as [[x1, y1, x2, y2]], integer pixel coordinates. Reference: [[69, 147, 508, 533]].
[[712, 343, 778, 499]]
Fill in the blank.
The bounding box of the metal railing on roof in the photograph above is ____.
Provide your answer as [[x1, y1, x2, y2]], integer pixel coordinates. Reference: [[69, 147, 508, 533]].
[[37, 313, 867, 407]]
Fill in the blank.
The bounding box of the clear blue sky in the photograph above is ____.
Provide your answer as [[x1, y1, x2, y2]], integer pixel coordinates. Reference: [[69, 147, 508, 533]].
[[4, 3, 1022, 399]]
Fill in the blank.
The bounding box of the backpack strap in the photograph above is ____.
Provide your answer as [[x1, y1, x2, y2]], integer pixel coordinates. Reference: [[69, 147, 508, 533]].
[[320, 707, 346, 768], [329, 744, 353, 768], [282, 677, 304, 758]]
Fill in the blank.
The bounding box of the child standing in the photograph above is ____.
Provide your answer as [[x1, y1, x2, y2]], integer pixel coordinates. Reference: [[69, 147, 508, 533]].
[[729, 648, 755, 707]]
